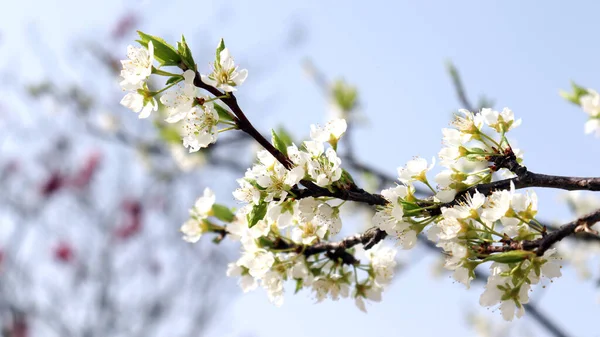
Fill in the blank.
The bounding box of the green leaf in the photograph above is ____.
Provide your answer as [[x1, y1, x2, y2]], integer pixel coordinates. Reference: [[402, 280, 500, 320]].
[[214, 103, 234, 122], [271, 129, 289, 156], [294, 279, 304, 294], [157, 125, 181, 144], [276, 127, 294, 147], [177, 35, 196, 71], [212, 204, 235, 223], [560, 81, 589, 105], [332, 79, 358, 112], [216, 38, 226, 64], [483, 250, 535, 264], [247, 202, 267, 228], [137, 31, 181, 67], [165, 75, 183, 86]]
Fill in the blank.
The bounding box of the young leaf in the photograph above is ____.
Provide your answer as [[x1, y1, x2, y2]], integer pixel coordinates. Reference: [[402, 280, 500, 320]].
[[212, 204, 235, 223], [560, 81, 589, 105], [247, 202, 267, 228], [165, 75, 183, 86], [157, 124, 181, 144], [177, 35, 196, 71], [214, 103, 234, 122], [137, 31, 181, 67], [216, 38, 226, 64], [294, 279, 303, 294], [271, 129, 289, 156], [483, 250, 535, 264], [276, 127, 294, 147]]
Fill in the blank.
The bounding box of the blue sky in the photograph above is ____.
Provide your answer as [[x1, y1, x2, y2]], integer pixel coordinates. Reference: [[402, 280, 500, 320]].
[[1, 1, 599, 336]]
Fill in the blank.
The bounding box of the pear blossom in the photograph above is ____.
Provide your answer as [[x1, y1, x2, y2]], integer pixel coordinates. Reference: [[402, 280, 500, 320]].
[[539, 249, 562, 279], [441, 190, 485, 220], [311, 275, 350, 302], [373, 185, 412, 236], [580, 87, 600, 136], [397, 157, 434, 184], [354, 286, 383, 313], [227, 263, 258, 293], [120, 90, 158, 119], [253, 162, 304, 202], [452, 109, 484, 134], [368, 245, 397, 286], [266, 201, 295, 228], [233, 178, 261, 205], [181, 102, 220, 152], [580, 89, 600, 118], [309, 118, 347, 144], [180, 218, 208, 243], [237, 247, 275, 279], [584, 119, 600, 136], [313, 203, 342, 235], [481, 107, 522, 133], [190, 187, 216, 218], [180, 187, 216, 242], [291, 220, 327, 244], [304, 142, 343, 187], [480, 264, 530, 321], [201, 44, 248, 92], [262, 271, 285, 306], [120, 41, 154, 88], [161, 70, 198, 123]]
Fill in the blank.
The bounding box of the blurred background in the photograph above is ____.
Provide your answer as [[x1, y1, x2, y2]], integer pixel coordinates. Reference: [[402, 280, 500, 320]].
[[0, 1, 599, 336]]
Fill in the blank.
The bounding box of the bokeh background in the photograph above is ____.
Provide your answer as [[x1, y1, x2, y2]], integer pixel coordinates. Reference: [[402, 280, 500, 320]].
[[1, 1, 599, 336]]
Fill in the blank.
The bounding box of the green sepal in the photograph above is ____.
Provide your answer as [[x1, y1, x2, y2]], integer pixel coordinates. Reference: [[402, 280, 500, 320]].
[[212, 204, 235, 223], [214, 103, 234, 122], [137, 31, 181, 67], [271, 129, 289, 157], [247, 202, 267, 228]]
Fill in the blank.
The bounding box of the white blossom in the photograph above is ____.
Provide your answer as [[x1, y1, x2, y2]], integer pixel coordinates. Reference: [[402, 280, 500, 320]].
[[161, 70, 197, 123], [120, 91, 157, 119], [120, 41, 154, 89], [233, 179, 261, 205], [181, 103, 220, 152], [291, 220, 327, 245], [581, 89, 600, 118], [237, 247, 275, 279], [309, 118, 347, 143], [305, 143, 342, 187], [201, 46, 248, 92], [180, 218, 206, 243], [368, 245, 397, 286], [227, 263, 258, 293], [397, 157, 434, 184]]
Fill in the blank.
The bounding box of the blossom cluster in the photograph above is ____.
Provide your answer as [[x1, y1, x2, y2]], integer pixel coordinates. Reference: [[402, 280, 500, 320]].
[[224, 119, 398, 310], [435, 108, 522, 202], [119, 35, 579, 321], [369, 108, 562, 320], [119, 36, 247, 152]]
